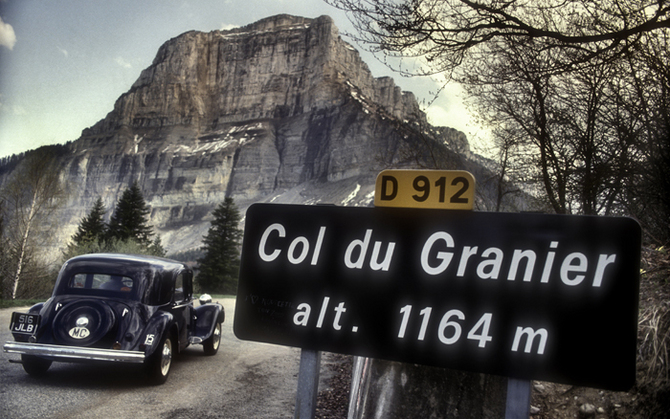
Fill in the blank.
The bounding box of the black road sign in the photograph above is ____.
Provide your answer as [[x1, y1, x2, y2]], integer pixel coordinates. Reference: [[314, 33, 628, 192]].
[[234, 204, 641, 390]]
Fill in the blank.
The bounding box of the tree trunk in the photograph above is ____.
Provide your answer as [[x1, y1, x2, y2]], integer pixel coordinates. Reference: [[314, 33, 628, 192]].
[[11, 194, 37, 300]]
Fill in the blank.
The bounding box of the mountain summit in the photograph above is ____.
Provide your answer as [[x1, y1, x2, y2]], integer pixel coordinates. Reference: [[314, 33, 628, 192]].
[[3, 15, 491, 255]]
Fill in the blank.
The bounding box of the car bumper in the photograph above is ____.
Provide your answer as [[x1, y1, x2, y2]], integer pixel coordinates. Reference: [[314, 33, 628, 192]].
[[3, 341, 146, 363]]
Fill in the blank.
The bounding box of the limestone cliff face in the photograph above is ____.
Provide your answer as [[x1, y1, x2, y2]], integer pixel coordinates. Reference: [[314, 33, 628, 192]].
[[5, 15, 485, 255]]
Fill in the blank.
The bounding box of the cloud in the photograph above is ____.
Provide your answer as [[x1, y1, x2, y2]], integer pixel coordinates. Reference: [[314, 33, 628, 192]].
[[0, 100, 27, 116], [425, 84, 469, 132], [11, 104, 26, 115], [115, 56, 132, 69], [0, 16, 16, 50], [220, 23, 238, 31]]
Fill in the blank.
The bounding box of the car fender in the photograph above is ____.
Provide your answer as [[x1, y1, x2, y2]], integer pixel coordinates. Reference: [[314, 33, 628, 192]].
[[140, 311, 174, 357], [193, 303, 224, 341], [28, 302, 46, 315]]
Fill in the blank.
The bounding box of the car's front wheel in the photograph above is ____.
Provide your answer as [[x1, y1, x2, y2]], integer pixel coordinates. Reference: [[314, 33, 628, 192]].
[[21, 354, 52, 376], [203, 322, 222, 356], [146, 334, 172, 385]]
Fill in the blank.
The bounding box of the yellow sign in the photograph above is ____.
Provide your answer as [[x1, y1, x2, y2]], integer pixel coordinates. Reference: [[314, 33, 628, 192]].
[[374, 170, 475, 210]]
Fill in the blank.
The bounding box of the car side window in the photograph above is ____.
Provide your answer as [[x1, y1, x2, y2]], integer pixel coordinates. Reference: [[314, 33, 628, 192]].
[[71, 274, 87, 288], [174, 273, 185, 303]]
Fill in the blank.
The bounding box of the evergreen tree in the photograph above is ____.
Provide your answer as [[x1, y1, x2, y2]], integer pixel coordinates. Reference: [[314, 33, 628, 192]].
[[197, 197, 242, 294], [148, 236, 167, 258], [71, 197, 107, 245], [107, 181, 154, 247], [63, 183, 166, 261]]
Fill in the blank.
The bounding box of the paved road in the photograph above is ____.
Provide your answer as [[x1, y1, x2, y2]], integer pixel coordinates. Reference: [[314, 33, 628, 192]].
[[0, 298, 302, 419]]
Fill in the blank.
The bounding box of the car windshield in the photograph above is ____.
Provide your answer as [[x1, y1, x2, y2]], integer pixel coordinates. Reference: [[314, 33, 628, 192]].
[[68, 273, 135, 296]]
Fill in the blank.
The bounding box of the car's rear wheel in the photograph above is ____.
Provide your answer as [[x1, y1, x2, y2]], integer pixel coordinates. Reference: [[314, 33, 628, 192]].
[[21, 355, 52, 376], [146, 334, 172, 385], [203, 322, 222, 355]]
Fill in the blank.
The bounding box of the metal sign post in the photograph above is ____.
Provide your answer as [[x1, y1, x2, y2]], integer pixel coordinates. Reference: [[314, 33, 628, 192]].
[[505, 378, 532, 418], [294, 349, 321, 419]]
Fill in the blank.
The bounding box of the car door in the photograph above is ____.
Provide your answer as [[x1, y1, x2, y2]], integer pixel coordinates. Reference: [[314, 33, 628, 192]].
[[170, 271, 193, 352]]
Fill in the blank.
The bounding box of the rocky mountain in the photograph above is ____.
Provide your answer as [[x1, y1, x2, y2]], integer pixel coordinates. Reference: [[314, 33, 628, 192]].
[[1, 14, 504, 257]]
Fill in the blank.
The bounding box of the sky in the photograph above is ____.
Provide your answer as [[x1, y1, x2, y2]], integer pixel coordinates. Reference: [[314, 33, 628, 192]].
[[0, 0, 486, 159]]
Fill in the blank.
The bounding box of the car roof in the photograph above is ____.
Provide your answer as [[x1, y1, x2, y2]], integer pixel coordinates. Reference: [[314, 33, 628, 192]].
[[64, 253, 186, 272], [55, 254, 190, 303]]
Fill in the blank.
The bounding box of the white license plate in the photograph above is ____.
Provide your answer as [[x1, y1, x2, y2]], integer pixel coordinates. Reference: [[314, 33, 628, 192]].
[[10, 312, 40, 335]]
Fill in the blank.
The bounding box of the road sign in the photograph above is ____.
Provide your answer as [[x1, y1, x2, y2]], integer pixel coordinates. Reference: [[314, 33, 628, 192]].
[[234, 204, 641, 391], [374, 170, 475, 210]]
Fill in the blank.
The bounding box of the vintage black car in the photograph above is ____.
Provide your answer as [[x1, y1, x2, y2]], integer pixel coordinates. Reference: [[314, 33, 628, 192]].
[[3, 253, 224, 384]]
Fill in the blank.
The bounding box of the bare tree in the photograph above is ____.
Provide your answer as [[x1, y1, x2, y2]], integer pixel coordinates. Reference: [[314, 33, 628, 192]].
[[621, 31, 670, 243], [0, 200, 6, 297], [330, 0, 669, 221], [2, 149, 67, 299], [327, 0, 670, 78], [457, 34, 643, 214]]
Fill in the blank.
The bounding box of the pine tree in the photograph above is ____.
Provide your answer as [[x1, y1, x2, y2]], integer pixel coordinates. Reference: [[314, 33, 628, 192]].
[[71, 197, 107, 245], [107, 181, 154, 247], [197, 197, 242, 294], [148, 236, 167, 258]]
